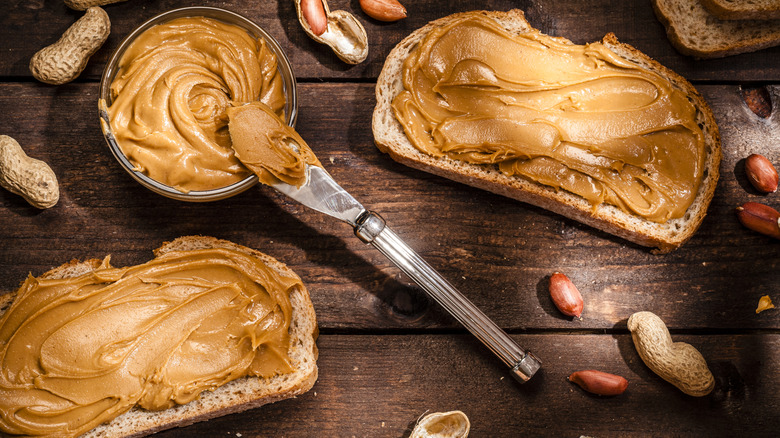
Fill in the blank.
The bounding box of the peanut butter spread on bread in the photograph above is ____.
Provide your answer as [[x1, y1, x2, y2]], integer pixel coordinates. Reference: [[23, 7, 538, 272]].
[[0, 248, 299, 437], [227, 102, 322, 188], [106, 17, 286, 192], [392, 13, 706, 223]]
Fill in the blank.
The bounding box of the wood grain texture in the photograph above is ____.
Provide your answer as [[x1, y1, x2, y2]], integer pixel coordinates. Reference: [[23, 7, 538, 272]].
[[0, 1, 779, 436], [0, 0, 779, 81], [148, 334, 779, 437], [0, 83, 778, 333]]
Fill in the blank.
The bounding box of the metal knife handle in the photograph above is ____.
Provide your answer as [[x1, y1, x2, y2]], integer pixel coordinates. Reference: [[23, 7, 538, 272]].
[[354, 211, 541, 383]]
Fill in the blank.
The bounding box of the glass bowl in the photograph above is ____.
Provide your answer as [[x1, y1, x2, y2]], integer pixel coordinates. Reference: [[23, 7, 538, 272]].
[[99, 6, 297, 202]]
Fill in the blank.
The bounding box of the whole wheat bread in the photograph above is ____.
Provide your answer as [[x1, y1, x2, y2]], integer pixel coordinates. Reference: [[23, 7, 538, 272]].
[[653, 0, 780, 58], [372, 9, 721, 253], [700, 0, 780, 20], [0, 235, 319, 438]]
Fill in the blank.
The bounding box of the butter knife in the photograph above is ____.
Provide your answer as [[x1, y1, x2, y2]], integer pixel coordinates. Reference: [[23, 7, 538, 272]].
[[271, 163, 541, 383]]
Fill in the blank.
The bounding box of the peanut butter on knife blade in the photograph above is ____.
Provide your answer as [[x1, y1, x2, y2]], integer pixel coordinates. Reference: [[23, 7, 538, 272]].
[[227, 102, 322, 188]]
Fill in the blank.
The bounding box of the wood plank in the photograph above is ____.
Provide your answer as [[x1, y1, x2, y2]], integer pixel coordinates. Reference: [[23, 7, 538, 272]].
[[136, 333, 780, 437], [2, 2, 778, 436], [0, 82, 778, 332], [1, 0, 779, 82]]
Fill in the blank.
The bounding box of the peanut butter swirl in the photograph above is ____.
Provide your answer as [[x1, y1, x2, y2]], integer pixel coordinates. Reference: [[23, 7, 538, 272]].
[[227, 102, 322, 188], [106, 17, 286, 192], [392, 13, 706, 223], [0, 248, 299, 437]]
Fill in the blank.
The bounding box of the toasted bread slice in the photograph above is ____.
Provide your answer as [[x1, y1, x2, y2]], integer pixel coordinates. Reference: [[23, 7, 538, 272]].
[[372, 9, 721, 253], [653, 0, 780, 58], [701, 0, 780, 21], [0, 236, 319, 438]]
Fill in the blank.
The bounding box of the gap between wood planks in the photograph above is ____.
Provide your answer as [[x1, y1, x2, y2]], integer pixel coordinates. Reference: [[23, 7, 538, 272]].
[[317, 326, 780, 335]]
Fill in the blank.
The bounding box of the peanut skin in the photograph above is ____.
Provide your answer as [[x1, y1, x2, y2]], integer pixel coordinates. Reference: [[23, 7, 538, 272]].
[[568, 370, 628, 396], [301, 0, 328, 36], [736, 202, 780, 239], [64, 0, 127, 10], [628, 311, 714, 396], [744, 154, 778, 193], [359, 0, 407, 22], [0, 135, 59, 209], [549, 272, 584, 318], [30, 7, 110, 85]]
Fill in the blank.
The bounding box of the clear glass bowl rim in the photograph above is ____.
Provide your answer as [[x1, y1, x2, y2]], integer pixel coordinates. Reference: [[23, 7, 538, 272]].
[[99, 6, 298, 202]]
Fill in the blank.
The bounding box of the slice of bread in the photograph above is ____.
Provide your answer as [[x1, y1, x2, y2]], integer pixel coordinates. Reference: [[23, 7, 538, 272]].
[[652, 0, 780, 58], [0, 236, 319, 438], [372, 9, 721, 253], [701, 0, 780, 20]]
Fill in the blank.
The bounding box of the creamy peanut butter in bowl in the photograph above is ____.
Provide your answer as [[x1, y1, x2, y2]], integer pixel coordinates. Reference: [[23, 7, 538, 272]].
[[99, 7, 297, 201]]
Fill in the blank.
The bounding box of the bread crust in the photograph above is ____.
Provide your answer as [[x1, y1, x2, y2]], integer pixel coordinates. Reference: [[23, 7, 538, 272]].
[[652, 0, 780, 58], [372, 9, 721, 253], [0, 236, 319, 438], [700, 0, 780, 20]]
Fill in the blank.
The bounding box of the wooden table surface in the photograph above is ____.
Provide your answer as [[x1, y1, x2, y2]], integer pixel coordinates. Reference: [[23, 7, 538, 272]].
[[1, 0, 779, 436]]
